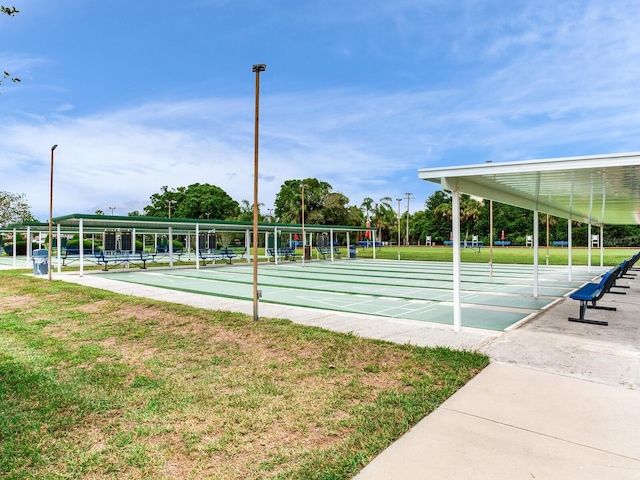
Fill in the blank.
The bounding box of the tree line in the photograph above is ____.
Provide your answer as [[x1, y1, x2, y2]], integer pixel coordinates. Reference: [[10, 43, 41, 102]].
[[3, 180, 640, 247]]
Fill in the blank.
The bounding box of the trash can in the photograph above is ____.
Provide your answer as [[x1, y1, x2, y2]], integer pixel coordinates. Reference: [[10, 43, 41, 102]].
[[304, 245, 312, 260], [32, 249, 48, 275], [349, 245, 357, 258]]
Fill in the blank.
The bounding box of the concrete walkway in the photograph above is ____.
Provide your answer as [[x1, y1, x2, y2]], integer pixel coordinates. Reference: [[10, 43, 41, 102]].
[[50, 267, 640, 479]]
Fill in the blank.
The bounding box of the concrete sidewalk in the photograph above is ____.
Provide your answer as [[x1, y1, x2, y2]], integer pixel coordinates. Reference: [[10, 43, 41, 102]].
[[355, 273, 640, 479], [54, 268, 640, 479], [355, 363, 640, 479]]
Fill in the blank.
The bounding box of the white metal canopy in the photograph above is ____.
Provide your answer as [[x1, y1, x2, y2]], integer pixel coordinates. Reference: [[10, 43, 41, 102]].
[[418, 152, 640, 332], [418, 152, 640, 226]]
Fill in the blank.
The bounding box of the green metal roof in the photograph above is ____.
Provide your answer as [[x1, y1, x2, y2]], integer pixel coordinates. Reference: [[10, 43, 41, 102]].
[[4, 214, 372, 235]]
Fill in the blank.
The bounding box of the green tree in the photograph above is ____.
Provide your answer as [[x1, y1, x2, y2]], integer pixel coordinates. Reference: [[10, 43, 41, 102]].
[[372, 197, 393, 241], [360, 197, 374, 224], [432, 193, 482, 243], [234, 199, 265, 222], [419, 190, 451, 243], [319, 192, 352, 225], [0, 191, 37, 226], [143, 184, 239, 220], [274, 178, 332, 224]]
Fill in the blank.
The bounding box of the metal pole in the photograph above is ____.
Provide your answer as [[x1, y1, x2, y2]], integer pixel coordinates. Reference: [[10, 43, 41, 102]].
[[405, 192, 412, 246], [301, 184, 306, 267], [396, 198, 402, 260], [546, 214, 550, 266], [252, 63, 266, 321], [489, 199, 493, 278], [486, 160, 493, 278], [48, 145, 57, 281]]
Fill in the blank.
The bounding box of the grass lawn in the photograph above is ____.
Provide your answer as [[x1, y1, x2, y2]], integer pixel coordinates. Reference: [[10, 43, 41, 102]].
[[0, 269, 488, 479], [356, 245, 636, 266]]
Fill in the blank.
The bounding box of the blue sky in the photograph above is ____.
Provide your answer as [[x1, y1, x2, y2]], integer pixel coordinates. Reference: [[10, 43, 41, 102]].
[[2, 0, 640, 221]]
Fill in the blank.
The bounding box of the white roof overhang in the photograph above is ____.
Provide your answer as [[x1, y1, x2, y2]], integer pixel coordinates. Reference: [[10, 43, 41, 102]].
[[418, 152, 640, 226]]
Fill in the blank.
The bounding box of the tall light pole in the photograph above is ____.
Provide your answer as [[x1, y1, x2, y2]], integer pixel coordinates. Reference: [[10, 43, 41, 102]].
[[301, 184, 307, 267], [396, 198, 402, 260], [252, 63, 266, 322], [48, 144, 58, 281], [268, 208, 273, 223], [405, 192, 413, 246], [109, 206, 116, 216]]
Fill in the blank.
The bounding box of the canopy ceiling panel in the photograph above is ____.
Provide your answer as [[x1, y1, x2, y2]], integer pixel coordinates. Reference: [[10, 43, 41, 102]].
[[418, 152, 640, 226]]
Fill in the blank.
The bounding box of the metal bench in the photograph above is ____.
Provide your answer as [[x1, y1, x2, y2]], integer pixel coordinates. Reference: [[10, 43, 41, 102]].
[[267, 247, 299, 261], [568, 265, 621, 326], [150, 246, 184, 262], [199, 249, 224, 266], [94, 251, 150, 272]]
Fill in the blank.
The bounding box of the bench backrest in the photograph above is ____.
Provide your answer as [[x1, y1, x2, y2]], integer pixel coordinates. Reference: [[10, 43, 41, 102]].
[[599, 265, 622, 296]]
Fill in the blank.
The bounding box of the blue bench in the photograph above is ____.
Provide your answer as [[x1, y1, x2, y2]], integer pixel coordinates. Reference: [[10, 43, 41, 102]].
[[553, 241, 569, 247], [443, 240, 484, 250], [151, 246, 184, 262], [267, 247, 299, 261], [219, 246, 246, 263], [568, 265, 622, 325], [494, 241, 511, 246], [61, 248, 101, 266], [316, 246, 342, 259], [199, 249, 224, 266], [357, 241, 382, 248], [94, 251, 150, 271]]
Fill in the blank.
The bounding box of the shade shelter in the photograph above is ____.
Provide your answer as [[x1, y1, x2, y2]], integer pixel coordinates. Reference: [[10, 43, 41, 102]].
[[2, 214, 374, 273], [418, 151, 640, 331]]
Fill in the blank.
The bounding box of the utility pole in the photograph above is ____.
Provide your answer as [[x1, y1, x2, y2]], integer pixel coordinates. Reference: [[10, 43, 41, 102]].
[[404, 192, 414, 246]]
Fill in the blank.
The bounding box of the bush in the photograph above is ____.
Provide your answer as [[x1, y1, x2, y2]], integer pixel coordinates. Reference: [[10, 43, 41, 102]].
[[3, 241, 41, 255]]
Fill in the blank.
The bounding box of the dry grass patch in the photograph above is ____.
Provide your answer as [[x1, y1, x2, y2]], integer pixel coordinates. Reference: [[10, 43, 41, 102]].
[[0, 270, 488, 479]]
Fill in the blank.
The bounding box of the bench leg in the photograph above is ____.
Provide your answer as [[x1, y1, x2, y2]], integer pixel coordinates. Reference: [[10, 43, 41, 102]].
[[568, 300, 609, 326], [587, 305, 616, 312], [569, 317, 609, 326]]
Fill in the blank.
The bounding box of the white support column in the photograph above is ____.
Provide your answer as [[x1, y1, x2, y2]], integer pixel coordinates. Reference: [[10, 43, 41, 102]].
[[132, 228, 136, 253], [587, 223, 592, 273], [245, 229, 250, 263], [195, 223, 200, 270], [79, 219, 84, 277], [26, 226, 32, 266], [330, 228, 334, 261], [533, 210, 539, 297], [567, 220, 572, 282], [452, 189, 462, 332], [600, 226, 604, 267], [346, 232, 351, 259], [274, 227, 279, 265], [168, 227, 174, 268], [12, 227, 17, 266], [265, 231, 270, 263], [56, 224, 62, 273], [372, 230, 377, 260]]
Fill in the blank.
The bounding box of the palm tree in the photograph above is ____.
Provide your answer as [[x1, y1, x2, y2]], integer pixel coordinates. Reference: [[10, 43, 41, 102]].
[[360, 197, 374, 224], [373, 197, 393, 241], [433, 194, 482, 244]]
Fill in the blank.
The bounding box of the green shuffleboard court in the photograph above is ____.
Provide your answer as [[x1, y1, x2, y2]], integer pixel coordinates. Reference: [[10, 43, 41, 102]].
[[102, 259, 607, 331]]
